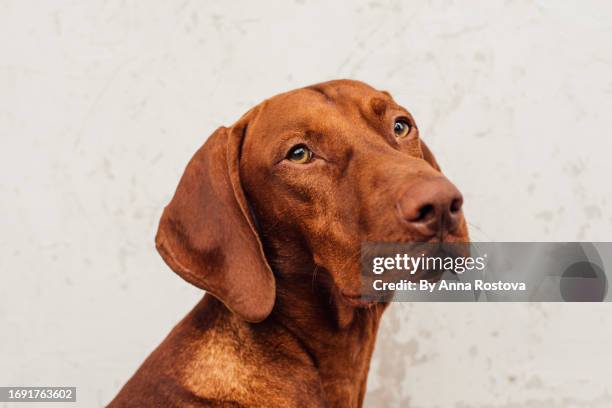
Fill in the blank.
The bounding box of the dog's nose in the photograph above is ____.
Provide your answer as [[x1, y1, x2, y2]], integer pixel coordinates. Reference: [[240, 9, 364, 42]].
[[397, 178, 464, 238]]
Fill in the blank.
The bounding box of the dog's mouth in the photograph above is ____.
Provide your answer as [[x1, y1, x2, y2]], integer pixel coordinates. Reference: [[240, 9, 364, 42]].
[[330, 238, 472, 307]]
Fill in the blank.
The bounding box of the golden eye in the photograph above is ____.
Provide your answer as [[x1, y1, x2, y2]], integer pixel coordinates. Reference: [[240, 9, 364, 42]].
[[394, 119, 412, 138], [287, 144, 313, 164]]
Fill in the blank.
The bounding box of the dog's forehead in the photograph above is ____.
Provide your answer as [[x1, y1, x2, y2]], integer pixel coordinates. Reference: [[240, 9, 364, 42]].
[[249, 81, 395, 137]]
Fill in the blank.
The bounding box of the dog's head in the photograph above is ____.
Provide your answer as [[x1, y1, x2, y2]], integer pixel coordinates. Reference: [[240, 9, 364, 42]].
[[156, 80, 468, 322]]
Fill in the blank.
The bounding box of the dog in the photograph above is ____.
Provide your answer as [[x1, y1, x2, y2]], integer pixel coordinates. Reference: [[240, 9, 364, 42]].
[[109, 79, 468, 407]]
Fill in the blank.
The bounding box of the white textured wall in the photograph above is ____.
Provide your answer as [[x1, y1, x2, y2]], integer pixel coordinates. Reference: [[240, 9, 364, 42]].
[[1, 1, 612, 407]]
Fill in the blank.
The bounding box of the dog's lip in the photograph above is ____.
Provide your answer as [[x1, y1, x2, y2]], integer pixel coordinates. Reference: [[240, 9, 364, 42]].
[[340, 291, 361, 299], [339, 290, 373, 307]]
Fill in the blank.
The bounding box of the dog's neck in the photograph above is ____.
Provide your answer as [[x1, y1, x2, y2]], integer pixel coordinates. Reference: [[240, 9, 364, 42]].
[[183, 244, 385, 406], [263, 247, 387, 407]]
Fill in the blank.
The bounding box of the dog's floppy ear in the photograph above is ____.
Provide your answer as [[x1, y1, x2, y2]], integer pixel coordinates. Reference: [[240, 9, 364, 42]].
[[419, 139, 442, 172], [155, 115, 275, 322]]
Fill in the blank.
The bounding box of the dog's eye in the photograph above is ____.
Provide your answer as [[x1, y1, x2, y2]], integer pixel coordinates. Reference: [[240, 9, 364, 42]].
[[287, 144, 313, 164], [394, 119, 412, 138]]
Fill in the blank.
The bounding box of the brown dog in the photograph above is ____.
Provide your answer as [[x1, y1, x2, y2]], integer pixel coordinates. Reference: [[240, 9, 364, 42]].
[[109, 80, 468, 407]]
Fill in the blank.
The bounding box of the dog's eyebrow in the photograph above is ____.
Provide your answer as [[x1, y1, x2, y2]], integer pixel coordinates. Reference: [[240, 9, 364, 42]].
[[305, 85, 333, 102], [370, 97, 389, 117]]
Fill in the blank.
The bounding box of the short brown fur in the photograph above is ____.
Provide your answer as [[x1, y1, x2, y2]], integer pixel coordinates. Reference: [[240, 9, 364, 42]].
[[109, 80, 468, 407]]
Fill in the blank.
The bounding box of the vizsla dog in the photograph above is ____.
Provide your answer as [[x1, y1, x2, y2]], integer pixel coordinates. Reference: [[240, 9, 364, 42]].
[[109, 80, 468, 407]]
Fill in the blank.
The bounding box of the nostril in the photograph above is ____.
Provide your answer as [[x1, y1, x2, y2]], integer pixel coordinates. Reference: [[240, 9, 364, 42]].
[[450, 197, 463, 214], [415, 203, 435, 222]]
